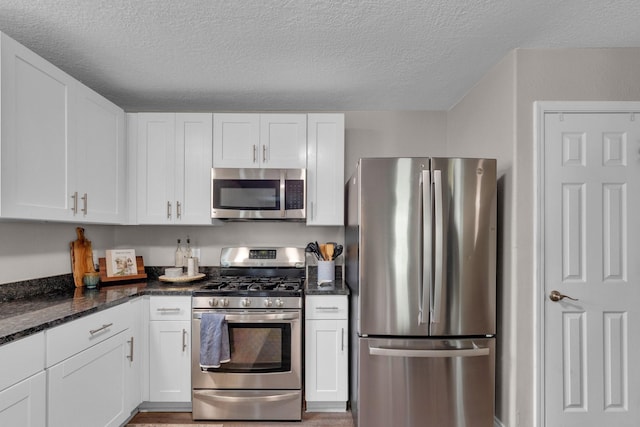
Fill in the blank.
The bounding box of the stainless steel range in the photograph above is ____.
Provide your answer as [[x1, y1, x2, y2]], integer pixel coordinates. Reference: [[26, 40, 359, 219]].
[[191, 247, 304, 421]]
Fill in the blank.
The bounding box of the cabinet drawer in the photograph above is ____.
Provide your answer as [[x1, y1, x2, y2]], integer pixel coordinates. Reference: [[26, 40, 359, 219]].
[[46, 303, 129, 367], [149, 296, 191, 321], [305, 295, 348, 320], [0, 333, 45, 391]]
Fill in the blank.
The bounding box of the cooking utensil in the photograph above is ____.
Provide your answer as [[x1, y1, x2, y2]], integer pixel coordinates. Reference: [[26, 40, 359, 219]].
[[332, 244, 343, 260], [305, 242, 322, 260], [326, 243, 334, 261]]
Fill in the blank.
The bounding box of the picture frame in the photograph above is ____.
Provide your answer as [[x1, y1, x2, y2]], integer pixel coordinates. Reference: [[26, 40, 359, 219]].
[[105, 249, 138, 277]]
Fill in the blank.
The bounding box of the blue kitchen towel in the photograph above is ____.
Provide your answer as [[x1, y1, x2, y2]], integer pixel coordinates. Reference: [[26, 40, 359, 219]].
[[199, 313, 231, 369]]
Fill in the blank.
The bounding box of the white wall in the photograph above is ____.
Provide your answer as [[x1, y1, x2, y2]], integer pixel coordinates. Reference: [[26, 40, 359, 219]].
[[0, 222, 115, 283], [447, 51, 517, 427], [448, 47, 640, 427]]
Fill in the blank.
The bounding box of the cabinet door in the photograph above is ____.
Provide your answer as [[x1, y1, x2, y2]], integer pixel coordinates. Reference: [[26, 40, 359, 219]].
[[0, 33, 75, 221], [124, 298, 143, 414], [305, 318, 348, 403], [176, 113, 213, 224], [0, 372, 46, 427], [149, 320, 191, 402], [48, 332, 129, 427], [306, 114, 345, 225], [260, 114, 307, 168], [74, 83, 126, 223], [213, 113, 260, 168], [136, 113, 176, 224]]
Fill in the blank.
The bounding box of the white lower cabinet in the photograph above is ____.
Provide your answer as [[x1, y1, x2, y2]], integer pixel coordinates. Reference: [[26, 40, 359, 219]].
[[148, 296, 191, 403], [0, 371, 46, 427], [305, 295, 348, 411], [45, 299, 140, 427], [47, 331, 131, 427], [0, 332, 46, 427]]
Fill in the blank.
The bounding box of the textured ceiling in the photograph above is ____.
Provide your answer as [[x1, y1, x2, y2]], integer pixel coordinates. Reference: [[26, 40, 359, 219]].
[[1, 0, 640, 112]]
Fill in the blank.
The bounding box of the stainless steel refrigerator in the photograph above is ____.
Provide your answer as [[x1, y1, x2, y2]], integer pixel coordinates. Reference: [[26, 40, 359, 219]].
[[345, 157, 497, 427]]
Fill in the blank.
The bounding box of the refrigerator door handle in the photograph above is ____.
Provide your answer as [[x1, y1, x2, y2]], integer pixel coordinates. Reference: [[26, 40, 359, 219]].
[[431, 169, 444, 325], [420, 169, 432, 325], [369, 346, 490, 358]]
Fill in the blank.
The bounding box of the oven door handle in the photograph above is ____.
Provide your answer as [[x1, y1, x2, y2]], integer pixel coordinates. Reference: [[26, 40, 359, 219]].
[[192, 312, 300, 322], [194, 390, 300, 403]]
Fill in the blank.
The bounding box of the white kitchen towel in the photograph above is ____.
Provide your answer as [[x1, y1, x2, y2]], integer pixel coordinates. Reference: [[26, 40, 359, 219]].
[[199, 313, 230, 369]]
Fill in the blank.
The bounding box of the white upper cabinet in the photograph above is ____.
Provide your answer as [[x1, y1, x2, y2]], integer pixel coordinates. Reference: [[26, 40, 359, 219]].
[[1, 32, 75, 221], [213, 113, 306, 168], [135, 113, 213, 225], [306, 114, 345, 226], [0, 32, 125, 223], [73, 83, 126, 223]]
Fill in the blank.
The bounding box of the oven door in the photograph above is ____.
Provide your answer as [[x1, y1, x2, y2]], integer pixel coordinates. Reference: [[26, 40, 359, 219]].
[[192, 310, 301, 390]]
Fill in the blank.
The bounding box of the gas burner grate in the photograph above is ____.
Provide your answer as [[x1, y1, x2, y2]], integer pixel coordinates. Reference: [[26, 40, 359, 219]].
[[201, 276, 303, 292]]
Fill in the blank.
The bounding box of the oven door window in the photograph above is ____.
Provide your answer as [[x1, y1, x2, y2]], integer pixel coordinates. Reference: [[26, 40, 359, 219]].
[[210, 323, 291, 373], [213, 179, 280, 210]]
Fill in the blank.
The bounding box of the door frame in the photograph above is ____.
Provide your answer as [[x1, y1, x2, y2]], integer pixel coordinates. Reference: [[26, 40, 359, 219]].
[[534, 101, 640, 427]]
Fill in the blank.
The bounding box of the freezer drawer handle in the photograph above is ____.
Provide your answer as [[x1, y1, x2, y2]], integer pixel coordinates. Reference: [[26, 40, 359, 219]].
[[369, 346, 489, 358]]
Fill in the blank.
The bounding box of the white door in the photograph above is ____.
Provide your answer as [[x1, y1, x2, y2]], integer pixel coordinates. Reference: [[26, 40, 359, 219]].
[[543, 111, 640, 426]]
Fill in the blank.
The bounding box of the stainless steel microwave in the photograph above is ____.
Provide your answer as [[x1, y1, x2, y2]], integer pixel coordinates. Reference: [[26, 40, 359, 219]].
[[211, 168, 306, 220]]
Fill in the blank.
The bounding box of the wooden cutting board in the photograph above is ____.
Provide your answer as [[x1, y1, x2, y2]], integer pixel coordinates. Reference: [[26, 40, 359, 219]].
[[70, 227, 96, 287]]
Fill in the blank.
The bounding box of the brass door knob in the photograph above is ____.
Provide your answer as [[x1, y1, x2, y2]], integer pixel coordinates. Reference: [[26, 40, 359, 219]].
[[549, 290, 578, 302]]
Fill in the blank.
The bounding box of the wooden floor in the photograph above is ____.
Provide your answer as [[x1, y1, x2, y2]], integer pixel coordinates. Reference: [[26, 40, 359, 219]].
[[126, 411, 354, 427]]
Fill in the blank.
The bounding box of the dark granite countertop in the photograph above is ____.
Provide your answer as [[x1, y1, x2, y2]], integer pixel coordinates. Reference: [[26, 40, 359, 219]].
[[304, 279, 350, 296], [0, 276, 206, 346], [304, 264, 350, 296], [0, 266, 351, 346]]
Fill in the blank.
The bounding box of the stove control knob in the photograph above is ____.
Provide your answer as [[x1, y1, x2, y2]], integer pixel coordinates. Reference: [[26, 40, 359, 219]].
[[241, 298, 251, 308], [208, 299, 217, 307], [275, 298, 285, 308], [220, 298, 229, 307], [264, 298, 273, 308]]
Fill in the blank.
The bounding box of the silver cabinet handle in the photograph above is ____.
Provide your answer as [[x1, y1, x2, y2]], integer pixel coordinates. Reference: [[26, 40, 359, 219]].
[[167, 201, 172, 219], [156, 307, 181, 312], [182, 329, 187, 352], [262, 144, 267, 163], [81, 193, 88, 215], [127, 336, 134, 361], [252, 144, 257, 163], [176, 201, 182, 219], [315, 306, 340, 311], [341, 327, 344, 351], [71, 191, 78, 214], [89, 323, 113, 335]]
